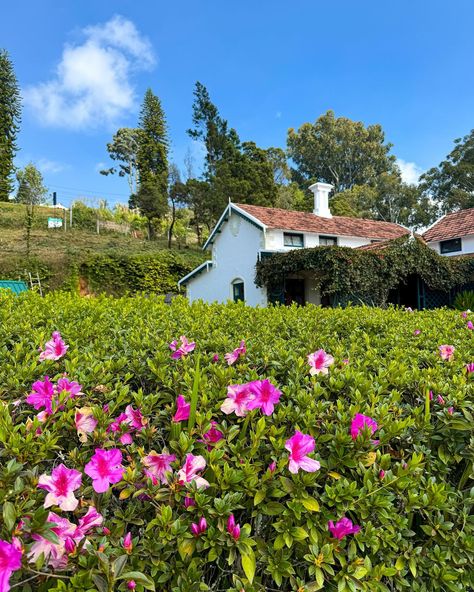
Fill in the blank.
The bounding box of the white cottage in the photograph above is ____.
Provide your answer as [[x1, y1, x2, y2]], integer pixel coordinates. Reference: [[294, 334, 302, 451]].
[[423, 207, 474, 256], [179, 183, 408, 306]]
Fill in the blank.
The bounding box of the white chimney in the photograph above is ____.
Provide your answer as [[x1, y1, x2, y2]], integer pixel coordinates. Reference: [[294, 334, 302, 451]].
[[309, 182, 334, 218]]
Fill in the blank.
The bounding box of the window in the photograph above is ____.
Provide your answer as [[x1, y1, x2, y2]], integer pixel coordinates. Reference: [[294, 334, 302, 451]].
[[319, 235, 337, 246], [232, 280, 245, 302], [283, 232, 304, 247], [440, 238, 462, 254]]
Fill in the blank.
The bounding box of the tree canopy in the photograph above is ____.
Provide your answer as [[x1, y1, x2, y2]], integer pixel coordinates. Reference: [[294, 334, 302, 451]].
[[0, 49, 21, 202], [100, 128, 140, 196]]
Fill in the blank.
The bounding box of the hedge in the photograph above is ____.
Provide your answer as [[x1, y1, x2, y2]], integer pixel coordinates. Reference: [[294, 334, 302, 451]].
[[0, 292, 473, 591]]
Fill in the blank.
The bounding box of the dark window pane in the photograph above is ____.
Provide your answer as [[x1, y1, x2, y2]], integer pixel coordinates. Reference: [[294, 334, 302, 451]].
[[283, 233, 304, 247], [440, 238, 462, 254], [233, 281, 244, 302], [319, 235, 337, 246]]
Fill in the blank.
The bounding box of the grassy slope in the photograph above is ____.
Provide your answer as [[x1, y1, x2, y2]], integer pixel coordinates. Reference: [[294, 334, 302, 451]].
[[0, 202, 204, 291]]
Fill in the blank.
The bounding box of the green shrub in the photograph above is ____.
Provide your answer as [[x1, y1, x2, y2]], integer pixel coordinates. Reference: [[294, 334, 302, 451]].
[[453, 290, 474, 311], [0, 293, 473, 591]]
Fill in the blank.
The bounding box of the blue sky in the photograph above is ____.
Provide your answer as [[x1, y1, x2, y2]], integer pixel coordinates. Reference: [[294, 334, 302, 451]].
[[2, 0, 474, 207]]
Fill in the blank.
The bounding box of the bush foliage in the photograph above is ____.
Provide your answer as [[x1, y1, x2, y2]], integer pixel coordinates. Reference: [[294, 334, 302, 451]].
[[0, 292, 473, 591]]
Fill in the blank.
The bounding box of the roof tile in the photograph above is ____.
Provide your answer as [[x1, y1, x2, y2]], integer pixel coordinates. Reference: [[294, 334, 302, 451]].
[[422, 208, 474, 242]]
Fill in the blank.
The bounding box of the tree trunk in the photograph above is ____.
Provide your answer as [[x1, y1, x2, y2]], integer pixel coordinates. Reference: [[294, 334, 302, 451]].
[[168, 201, 176, 249]]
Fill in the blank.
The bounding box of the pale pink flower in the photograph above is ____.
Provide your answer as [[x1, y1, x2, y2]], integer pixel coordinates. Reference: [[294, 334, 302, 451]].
[[74, 507, 103, 540], [191, 517, 207, 537], [328, 517, 361, 540], [448, 407, 454, 415], [350, 414, 378, 440], [39, 331, 68, 361], [437, 395, 445, 405], [285, 431, 321, 474], [28, 512, 76, 569], [124, 405, 146, 430], [202, 421, 224, 448], [439, 345, 455, 361], [220, 383, 254, 417], [227, 515, 241, 541], [0, 538, 22, 592], [38, 464, 82, 511], [170, 336, 195, 359], [56, 377, 82, 399], [75, 407, 98, 443], [123, 532, 133, 554], [467, 321, 473, 330], [172, 395, 190, 422], [246, 379, 282, 416], [26, 376, 55, 413], [224, 340, 246, 365], [462, 311, 469, 318], [143, 452, 176, 485], [178, 454, 209, 489], [84, 448, 125, 493], [413, 329, 421, 336], [307, 349, 334, 376]]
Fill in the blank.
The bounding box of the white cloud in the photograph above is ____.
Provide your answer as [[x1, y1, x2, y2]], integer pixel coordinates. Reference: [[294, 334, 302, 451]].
[[23, 15, 155, 129], [37, 158, 68, 174], [396, 158, 424, 185]]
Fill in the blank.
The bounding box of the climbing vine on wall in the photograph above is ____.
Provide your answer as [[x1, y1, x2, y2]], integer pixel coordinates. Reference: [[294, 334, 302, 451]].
[[255, 236, 474, 305]]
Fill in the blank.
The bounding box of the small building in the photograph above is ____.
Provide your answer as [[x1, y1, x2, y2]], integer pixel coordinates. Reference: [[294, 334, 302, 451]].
[[179, 183, 408, 306], [423, 207, 474, 257]]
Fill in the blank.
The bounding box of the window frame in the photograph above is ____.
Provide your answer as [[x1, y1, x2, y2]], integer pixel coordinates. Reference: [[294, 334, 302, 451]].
[[283, 232, 304, 248], [440, 238, 462, 254], [319, 235, 338, 246], [232, 279, 245, 303]]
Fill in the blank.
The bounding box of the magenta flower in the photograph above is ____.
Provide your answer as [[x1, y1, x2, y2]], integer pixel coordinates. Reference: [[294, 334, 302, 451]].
[[0, 538, 22, 592], [439, 345, 455, 361], [178, 454, 209, 489], [124, 405, 146, 430], [350, 414, 378, 440], [142, 451, 176, 485], [437, 394, 445, 405], [74, 506, 103, 540], [466, 363, 474, 374], [38, 464, 82, 511], [448, 407, 454, 415], [56, 377, 82, 399], [170, 336, 195, 359], [246, 379, 282, 416], [414, 329, 421, 335], [172, 395, 190, 422], [227, 514, 241, 541], [75, 407, 98, 443], [268, 461, 277, 473], [202, 421, 224, 448], [39, 331, 68, 361], [84, 448, 125, 493], [127, 581, 137, 590], [467, 321, 473, 330], [462, 310, 469, 318], [26, 376, 55, 413], [28, 512, 76, 569], [191, 517, 207, 537], [379, 469, 385, 479], [429, 391, 434, 401], [328, 517, 361, 540], [224, 340, 246, 365], [123, 532, 133, 554], [285, 431, 321, 474], [184, 496, 196, 508], [307, 349, 334, 376], [220, 383, 254, 417], [212, 354, 219, 363]]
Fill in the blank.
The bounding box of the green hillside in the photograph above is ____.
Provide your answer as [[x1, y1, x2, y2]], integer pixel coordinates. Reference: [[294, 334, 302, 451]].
[[0, 201, 205, 293]]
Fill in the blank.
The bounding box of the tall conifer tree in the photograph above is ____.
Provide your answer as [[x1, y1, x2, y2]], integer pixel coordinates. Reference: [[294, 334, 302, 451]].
[[0, 49, 21, 202]]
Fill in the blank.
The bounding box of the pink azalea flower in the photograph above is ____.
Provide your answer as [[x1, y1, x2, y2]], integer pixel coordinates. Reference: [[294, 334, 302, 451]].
[[437, 395, 445, 405], [246, 379, 282, 416], [84, 448, 125, 493], [191, 517, 207, 537], [285, 431, 321, 474], [467, 363, 474, 374], [461, 310, 469, 318], [39, 331, 68, 361], [28, 512, 76, 569], [227, 514, 241, 541], [0, 538, 22, 592], [169, 336, 196, 359], [448, 407, 454, 415], [75, 407, 98, 443], [328, 517, 361, 540], [467, 321, 473, 330], [123, 532, 133, 554], [107, 413, 131, 443], [379, 470, 385, 479], [172, 395, 190, 422], [124, 405, 146, 430], [350, 414, 378, 440], [178, 454, 209, 489], [212, 354, 219, 363], [429, 391, 434, 401], [414, 329, 421, 335], [220, 383, 254, 417], [74, 507, 103, 540], [224, 340, 246, 365], [142, 452, 176, 485], [307, 349, 334, 376], [268, 461, 277, 473], [202, 421, 224, 448], [38, 464, 82, 511], [439, 345, 455, 361], [26, 376, 55, 413], [56, 377, 82, 399], [128, 581, 137, 590], [342, 358, 350, 365]]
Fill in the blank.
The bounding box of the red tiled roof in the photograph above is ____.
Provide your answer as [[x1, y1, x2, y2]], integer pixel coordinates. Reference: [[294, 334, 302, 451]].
[[423, 208, 474, 242], [235, 203, 408, 240]]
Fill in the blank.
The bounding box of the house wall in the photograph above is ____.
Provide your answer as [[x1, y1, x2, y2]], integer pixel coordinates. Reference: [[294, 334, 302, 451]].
[[185, 212, 267, 306], [264, 229, 371, 251], [427, 234, 474, 256]]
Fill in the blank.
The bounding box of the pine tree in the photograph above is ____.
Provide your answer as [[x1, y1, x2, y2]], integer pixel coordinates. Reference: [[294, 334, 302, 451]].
[[135, 89, 169, 237], [0, 49, 21, 201]]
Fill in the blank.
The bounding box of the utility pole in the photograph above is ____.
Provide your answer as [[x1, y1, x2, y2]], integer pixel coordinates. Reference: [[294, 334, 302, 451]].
[[69, 203, 73, 228]]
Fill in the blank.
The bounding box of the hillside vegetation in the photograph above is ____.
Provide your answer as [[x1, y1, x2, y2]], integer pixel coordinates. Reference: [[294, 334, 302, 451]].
[[0, 201, 204, 293]]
